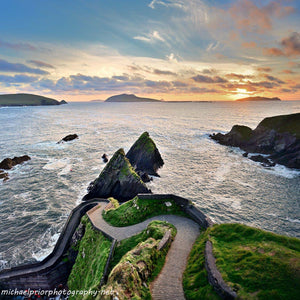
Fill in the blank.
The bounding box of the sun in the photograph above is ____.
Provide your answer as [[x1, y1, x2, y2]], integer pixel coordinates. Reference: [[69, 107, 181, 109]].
[[233, 88, 253, 100]]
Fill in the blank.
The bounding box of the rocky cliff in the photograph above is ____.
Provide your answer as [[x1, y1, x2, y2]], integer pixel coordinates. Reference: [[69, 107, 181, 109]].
[[210, 113, 300, 169], [83, 148, 151, 201], [126, 132, 164, 176]]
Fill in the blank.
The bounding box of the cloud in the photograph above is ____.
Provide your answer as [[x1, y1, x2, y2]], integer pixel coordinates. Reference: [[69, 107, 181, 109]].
[[192, 74, 227, 83], [242, 41, 257, 48], [264, 32, 300, 57], [0, 59, 49, 75], [225, 73, 254, 80], [27, 60, 55, 69], [189, 87, 218, 93], [227, 0, 294, 34], [0, 74, 38, 86], [148, 0, 185, 10], [134, 30, 165, 43], [256, 67, 272, 73], [153, 69, 177, 76], [0, 39, 37, 51], [282, 69, 295, 74], [264, 75, 285, 84]]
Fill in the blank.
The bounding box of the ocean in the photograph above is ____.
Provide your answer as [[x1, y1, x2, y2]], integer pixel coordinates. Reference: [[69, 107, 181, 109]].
[[0, 101, 299, 270]]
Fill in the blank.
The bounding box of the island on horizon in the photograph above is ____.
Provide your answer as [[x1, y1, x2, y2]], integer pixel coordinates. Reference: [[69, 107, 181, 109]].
[[0, 93, 67, 107], [105, 93, 162, 102], [236, 96, 281, 102]]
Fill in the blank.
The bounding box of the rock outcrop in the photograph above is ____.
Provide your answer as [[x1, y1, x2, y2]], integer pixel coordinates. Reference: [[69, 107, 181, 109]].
[[83, 148, 151, 201], [0, 170, 8, 181], [210, 113, 300, 169], [126, 132, 164, 176], [0, 155, 31, 170], [57, 134, 78, 144]]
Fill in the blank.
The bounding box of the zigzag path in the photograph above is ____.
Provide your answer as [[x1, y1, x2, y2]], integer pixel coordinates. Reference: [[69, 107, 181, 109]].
[[88, 201, 200, 300]]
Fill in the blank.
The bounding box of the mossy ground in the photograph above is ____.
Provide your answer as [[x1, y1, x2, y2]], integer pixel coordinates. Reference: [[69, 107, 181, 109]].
[[102, 196, 187, 227], [100, 221, 176, 300], [133, 132, 156, 154], [67, 216, 112, 300], [184, 223, 300, 300]]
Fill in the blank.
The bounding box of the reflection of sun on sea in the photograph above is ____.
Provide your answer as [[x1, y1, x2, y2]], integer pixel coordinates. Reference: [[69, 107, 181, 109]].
[[232, 88, 253, 100]]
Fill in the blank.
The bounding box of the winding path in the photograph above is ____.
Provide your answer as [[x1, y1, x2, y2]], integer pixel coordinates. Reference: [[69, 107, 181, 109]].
[[88, 201, 200, 300]]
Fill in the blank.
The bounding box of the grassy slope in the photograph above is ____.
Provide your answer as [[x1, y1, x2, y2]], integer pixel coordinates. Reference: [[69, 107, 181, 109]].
[[67, 216, 112, 300], [184, 223, 300, 300], [0, 93, 61, 106], [100, 221, 176, 300], [257, 113, 300, 138], [102, 196, 187, 227]]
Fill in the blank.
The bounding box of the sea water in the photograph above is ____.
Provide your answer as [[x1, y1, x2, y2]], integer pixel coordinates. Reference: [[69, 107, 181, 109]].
[[0, 101, 299, 270]]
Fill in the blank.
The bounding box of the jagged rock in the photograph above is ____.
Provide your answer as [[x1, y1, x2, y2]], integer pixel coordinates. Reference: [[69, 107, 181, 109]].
[[126, 132, 164, 176], [83, 148, 151, 201], [57, 134, 78, 144], [137, 171, 152, 183], [0, 155, 31, 170], [0, 170, 8, 181], [102, 154, 108, 163], [210, 113, 300, 169], [249, 155, 276, 167]]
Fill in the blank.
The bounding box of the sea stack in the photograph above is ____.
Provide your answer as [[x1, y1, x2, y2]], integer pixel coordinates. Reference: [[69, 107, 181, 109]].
[[126, 132, 164, 176], [83, 148, 151, 201]]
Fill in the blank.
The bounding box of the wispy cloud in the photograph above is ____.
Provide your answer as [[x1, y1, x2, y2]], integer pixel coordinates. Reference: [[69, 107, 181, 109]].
[[134, 30, 165, 43], [264, 32, 300, 57], [192, 74, 227, 84], [0, 59, 49, 75], [27, 60, 55, 69], [0, 39, 38, 51], [148, 0, 185, 10]]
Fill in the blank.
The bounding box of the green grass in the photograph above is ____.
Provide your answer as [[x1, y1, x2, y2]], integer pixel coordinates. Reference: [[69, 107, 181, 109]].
[[183, 231, 221, 300], [134, 132, 156, 153], [100, 221, 176, 300], [0, 93, 61, 106], [102, 196, 188, 227], [184, 223, 300, 300], [258, 113, 300, 138], [67, 216, 112, 300]]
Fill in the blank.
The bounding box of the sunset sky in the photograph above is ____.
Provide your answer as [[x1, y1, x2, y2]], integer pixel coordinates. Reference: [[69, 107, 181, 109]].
[[0, 0, 300, 101]]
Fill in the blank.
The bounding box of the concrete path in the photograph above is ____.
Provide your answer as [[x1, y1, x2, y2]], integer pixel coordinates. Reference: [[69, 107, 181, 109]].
[[88, 201, 200, 300]]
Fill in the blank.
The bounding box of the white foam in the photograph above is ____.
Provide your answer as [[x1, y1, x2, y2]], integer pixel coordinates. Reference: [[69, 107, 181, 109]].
[[214, 162, 232, 182], [233, 179, 254, 188], [58, 164, 73, 176], [32, 233, 60, 261], [286, 217, 300, 224], [43, 158, 70, 171], [263, 164, 300, 179]]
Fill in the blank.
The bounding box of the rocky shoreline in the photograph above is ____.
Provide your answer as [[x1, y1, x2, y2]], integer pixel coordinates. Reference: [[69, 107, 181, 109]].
[[210, 113, 300, 169]]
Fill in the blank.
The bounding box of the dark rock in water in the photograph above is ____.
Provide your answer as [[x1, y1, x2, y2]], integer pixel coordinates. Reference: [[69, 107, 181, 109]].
[[243, 152, 248, 157], [249, 155, 276, 167], [83, 148, 151, 201], [210, 125, 253, 148], [58, 134, 78, 143], [0, 155, 31, 170], [210, 113, 300, 169], [0, 170, 8, 181], [137, 171, 152, 183], [126, 132, 164, 176], [102, 153, 108, 163], [60, 100, 68, 104]]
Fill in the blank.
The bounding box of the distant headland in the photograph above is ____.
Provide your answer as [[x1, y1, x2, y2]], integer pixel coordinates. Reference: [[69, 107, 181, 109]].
[[236, 96, 281, 102], [105, 93, 161, 102], [0, 93, 67, 106]]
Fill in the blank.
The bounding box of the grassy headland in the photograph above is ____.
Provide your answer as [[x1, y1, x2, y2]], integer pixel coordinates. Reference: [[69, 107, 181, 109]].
[[102, 196, 187, 227], [184, 223, 300, 300], [0, 93, 66, 106]]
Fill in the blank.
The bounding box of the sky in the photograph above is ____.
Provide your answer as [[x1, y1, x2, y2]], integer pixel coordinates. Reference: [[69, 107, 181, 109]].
[[0, 0, 300, 101]]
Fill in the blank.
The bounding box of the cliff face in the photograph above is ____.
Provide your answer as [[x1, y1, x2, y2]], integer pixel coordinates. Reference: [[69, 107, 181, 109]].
[[210, 113, 300, 169], [83, 148, 150, 201], [126, 132, 164, 176]]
